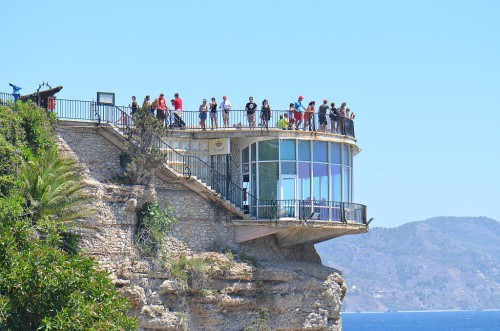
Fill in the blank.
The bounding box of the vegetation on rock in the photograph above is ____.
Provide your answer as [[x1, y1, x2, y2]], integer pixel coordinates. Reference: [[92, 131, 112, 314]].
[[135, 200, 177, 258], [0, 101, 138, 330], [123, 107, 165, 185]]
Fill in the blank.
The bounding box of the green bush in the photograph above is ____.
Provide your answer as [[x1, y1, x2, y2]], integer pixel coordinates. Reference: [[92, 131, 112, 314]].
[[0, 105, 25, 148], [135, 201, 177, 258], [0, 102, 139, 330], [0, 196, 138, 330], [11, 100, 57, 154]]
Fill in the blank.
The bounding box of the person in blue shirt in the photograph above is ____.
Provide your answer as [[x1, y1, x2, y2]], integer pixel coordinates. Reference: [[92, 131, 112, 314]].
[[293, 96, 306, 130]]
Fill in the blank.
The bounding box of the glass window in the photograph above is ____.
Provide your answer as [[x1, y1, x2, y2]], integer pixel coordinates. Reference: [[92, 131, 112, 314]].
[[313, 163, 328, 201], [251, 143, 256, 161], [258, 139, 279, 161], [242, 163, 249, 173], [343, 145, 351, 166], [331, 143, 341, 164], [331, 165, 342, 201], [280, 139, 296, 160], [298, 162, 311, 200], [343, 167, 351, 202], [281, 162, 296, 175], [250, 163, 257, 215], [298, 140, 311, 161], [259, 162, 279, 201], [313, 141, 328, 163], [242, 147, 249, 163]]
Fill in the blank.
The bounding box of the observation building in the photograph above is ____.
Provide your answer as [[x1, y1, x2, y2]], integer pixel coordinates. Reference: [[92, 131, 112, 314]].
[[1, 91, 370, 247]]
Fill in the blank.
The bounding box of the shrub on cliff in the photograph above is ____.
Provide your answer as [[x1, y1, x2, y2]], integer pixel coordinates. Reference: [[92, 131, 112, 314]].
[[0, 102, 138, 330], [123, 107, 165, 185], [0, 196, 138, 330], [135, 200, 177, 258]]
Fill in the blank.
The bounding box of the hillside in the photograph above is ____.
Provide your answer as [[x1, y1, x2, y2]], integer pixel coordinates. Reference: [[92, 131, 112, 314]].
[[316, 217, 500, 312]]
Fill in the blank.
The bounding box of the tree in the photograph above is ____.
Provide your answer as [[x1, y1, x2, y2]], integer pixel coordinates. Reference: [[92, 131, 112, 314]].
[[20, 146, 93, 226], [124, 108, 165, 185], [0, 196, 138, 331]]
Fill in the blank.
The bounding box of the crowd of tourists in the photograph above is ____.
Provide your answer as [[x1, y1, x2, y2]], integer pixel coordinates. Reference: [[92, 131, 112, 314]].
[[129, 93, 356, 134]]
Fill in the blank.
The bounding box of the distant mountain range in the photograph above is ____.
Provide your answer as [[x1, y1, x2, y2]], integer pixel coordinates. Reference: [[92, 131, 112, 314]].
[[316, 217, 500, 312]]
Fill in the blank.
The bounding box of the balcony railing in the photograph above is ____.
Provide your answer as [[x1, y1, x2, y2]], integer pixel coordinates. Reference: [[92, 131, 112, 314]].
[[0, 93, 355, 138], [251, 199, 367, 224]]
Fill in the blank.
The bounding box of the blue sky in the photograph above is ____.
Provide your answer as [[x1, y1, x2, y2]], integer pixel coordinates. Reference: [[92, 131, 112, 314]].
[[2, 0, 499, 227]]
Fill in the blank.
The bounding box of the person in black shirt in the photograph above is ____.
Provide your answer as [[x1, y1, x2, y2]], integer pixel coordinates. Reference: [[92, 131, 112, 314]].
[[329, 102, 339, 133], [261, 99, 271, 131], [245, 96, 257, 130], [209, 97, 218, 130]]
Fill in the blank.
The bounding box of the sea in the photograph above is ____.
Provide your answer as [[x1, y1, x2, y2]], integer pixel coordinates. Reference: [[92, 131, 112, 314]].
[[342, 310, 500, 331]]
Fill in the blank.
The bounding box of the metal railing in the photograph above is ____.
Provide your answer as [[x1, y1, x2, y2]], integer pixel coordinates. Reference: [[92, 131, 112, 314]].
[[248, 199, 366, 224], [0, 92, 355, 138]]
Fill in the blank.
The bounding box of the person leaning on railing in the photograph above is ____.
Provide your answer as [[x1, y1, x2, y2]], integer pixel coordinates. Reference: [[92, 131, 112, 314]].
[[293, 96, 306, 130], [337, 102, 347, 134], [209, 97, 218, 130], [329, 102, 339, 133], [304, 101, 316, 131], [142, 95, 151, 114], [261, 99, 271, 131], [219, 95, 232, 128], [318, 99, 329, 132], [199, 99, 208, 131]]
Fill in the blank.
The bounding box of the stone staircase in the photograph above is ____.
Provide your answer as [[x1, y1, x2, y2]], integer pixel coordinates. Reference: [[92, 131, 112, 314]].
[[104, 124, 252, 219]]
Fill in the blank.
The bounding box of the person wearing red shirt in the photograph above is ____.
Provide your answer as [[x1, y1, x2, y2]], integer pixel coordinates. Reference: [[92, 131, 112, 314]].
[[173, 92, 182, 110], [172, 93, 185, 129], [157, 93, 168, 126]]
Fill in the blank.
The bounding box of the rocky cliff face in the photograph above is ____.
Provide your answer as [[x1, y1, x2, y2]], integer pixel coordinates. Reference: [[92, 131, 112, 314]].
[[56, 125, 348, 330]]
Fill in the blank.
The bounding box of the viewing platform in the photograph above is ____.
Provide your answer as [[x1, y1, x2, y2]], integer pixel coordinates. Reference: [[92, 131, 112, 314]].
[[1, 92, 370, 247]]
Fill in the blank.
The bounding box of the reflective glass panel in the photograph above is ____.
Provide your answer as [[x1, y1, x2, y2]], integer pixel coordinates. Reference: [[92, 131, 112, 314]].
[[331, 143, 341, 164], [281, 162, 296, 175], [298, 162, 311, 200], [313, 163, 328, 201], [259, 140, 279, 161], [251, 143, 256, 161], [259, 162, 279, 218], [280, 139, 296, 160], [242, 147, 249, 163], [343, 167, 351, 202], [298, 140, 311, 161], [250, 163, 257, 215], [259, 162, 279, 201], [313, 141, 328, 163], [343, 144, 351, 166], [331, 165, 342, 201]]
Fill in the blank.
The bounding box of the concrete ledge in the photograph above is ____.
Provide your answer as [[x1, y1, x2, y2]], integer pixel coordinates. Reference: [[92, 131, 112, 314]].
[[231, 219, 368, 247]]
